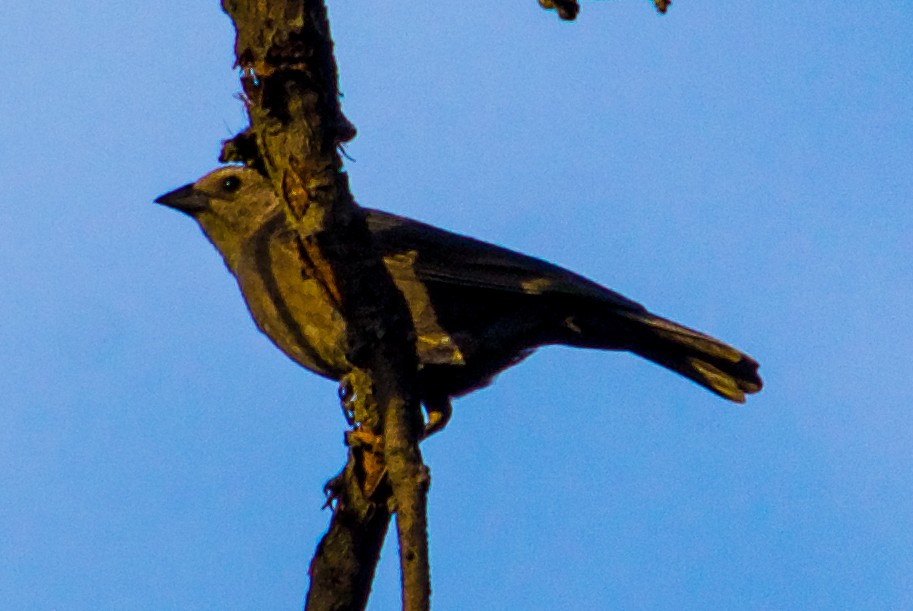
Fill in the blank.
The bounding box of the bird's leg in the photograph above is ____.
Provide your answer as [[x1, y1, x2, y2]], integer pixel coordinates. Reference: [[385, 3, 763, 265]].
[[337, 375, 357, 426], [343, 374, 452, 439], [421, 397, 453, 439]]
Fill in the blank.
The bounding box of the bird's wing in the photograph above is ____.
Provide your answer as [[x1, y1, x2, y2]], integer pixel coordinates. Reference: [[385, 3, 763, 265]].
[[365, 208, 646, 312]]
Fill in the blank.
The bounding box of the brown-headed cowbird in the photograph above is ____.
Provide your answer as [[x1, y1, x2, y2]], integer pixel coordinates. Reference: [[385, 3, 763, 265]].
[[156, 166, 762, 435]]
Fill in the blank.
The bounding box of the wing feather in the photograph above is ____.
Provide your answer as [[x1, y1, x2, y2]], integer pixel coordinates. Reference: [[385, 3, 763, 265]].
[[366, 209, 645, 313]]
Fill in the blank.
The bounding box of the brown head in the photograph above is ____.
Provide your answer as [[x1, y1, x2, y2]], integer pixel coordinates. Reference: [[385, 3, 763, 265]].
[[155, 166, 282, 268]]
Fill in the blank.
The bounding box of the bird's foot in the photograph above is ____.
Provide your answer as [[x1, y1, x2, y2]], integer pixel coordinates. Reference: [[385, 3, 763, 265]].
[[421, 398, 453, 439], [337, 376, 357, 426]]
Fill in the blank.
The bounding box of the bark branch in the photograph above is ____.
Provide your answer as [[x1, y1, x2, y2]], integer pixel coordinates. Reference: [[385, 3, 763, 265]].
[[306, 459, 391, 611], [220, 2, 430, 609]]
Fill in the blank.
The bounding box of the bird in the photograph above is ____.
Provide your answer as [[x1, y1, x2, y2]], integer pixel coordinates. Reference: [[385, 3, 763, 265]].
[[155, 166, 762, 436]]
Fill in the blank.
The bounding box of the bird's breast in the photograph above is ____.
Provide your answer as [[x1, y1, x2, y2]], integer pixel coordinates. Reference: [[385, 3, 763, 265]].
[[234, 223, 351, 380]]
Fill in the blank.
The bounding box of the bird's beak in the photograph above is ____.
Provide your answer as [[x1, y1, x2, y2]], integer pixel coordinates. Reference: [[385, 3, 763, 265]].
[[154, 183, 210, 216]]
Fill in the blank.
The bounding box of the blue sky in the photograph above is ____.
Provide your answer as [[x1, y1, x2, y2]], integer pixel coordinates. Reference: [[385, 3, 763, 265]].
[[2, 2, 911, 609]]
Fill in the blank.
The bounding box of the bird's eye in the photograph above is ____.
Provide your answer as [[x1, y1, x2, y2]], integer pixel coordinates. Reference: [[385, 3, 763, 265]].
[[222, 176, 242, 193]]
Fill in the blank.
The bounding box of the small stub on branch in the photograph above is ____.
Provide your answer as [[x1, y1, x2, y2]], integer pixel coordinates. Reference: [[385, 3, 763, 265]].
[[538, 0, 670, 20], [539, 0, 579, 20]]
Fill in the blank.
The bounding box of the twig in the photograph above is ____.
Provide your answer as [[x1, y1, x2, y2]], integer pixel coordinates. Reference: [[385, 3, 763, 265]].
[[537, 0, 671, 20]]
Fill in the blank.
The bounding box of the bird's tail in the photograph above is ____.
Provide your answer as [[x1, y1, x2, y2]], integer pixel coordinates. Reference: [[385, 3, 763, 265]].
[[610, 310, 762, 402]]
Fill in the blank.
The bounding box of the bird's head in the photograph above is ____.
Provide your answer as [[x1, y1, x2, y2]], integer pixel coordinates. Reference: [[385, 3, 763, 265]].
[[155, 166, 282, 267]]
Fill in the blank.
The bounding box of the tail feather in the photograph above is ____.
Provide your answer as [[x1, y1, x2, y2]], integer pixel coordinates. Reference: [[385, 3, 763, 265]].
[[617, 311, 762, 402]]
